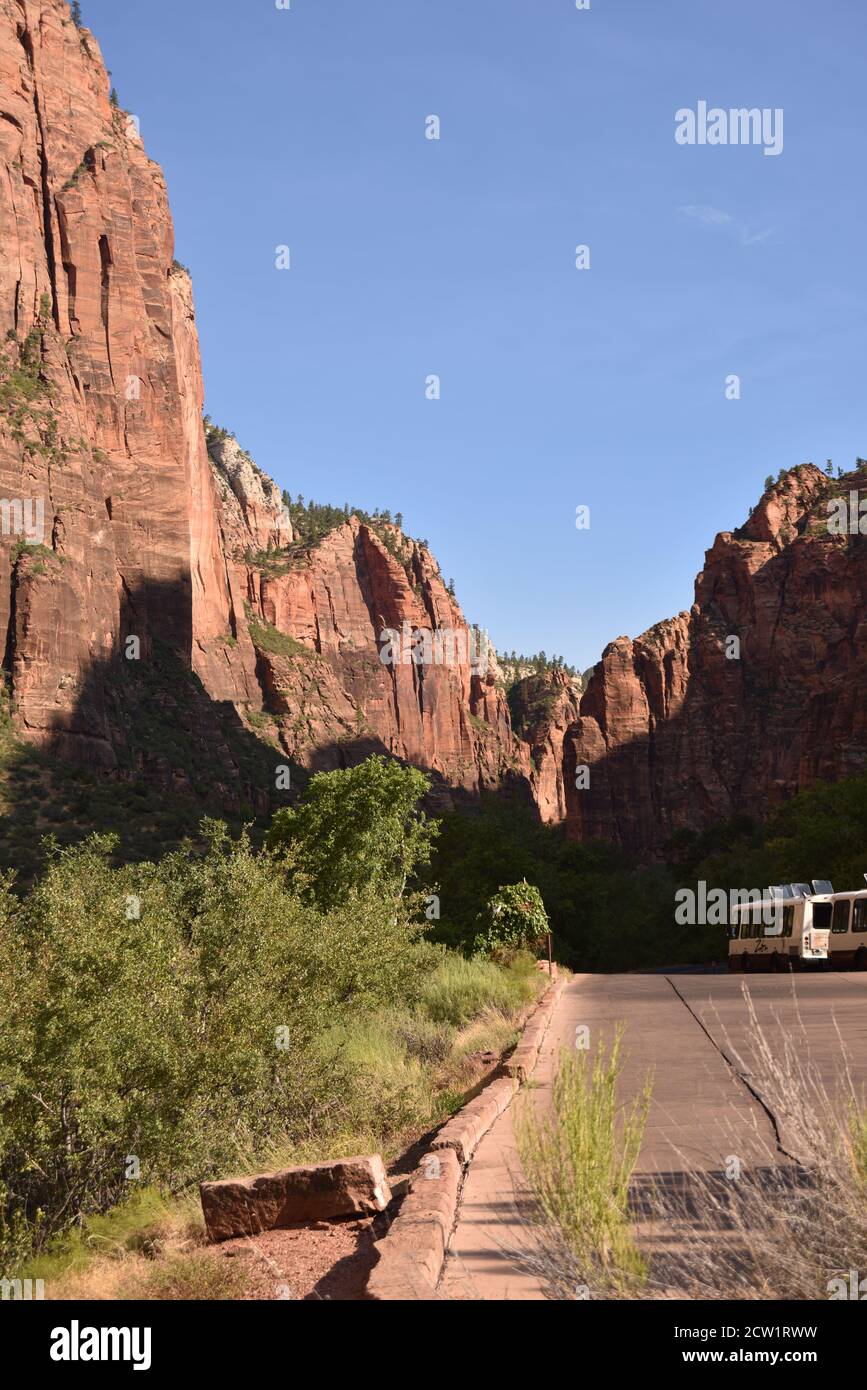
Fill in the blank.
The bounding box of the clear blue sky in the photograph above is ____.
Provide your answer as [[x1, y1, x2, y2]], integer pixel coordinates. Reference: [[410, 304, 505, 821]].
[[83, 0, 867, 671]]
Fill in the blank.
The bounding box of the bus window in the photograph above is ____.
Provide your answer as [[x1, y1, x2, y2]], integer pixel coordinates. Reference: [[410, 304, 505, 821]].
[[812, 903, 832, 932], [854, 900, 867, 934], [782, 906, 794, 938], [832, 900, 851, 935]]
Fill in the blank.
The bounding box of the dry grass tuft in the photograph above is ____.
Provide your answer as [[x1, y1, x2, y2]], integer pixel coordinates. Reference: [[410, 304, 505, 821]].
[[513, 1028, 652, 1297]]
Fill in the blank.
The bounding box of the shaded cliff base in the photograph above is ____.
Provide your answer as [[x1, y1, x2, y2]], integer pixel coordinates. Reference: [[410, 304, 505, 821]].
[[0, 675, 285, 885], [0, 570, 542, 883]]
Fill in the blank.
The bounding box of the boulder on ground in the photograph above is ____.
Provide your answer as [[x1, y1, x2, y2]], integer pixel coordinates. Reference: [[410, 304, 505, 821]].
[[200, 1155, 392, 1242]]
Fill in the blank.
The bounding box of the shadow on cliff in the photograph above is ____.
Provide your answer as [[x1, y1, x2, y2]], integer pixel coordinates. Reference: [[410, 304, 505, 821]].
[[0, 577, 301, 883], [0, 572, 524, 882], [565, 587, 842, 864], [567, 504, 867, 862]]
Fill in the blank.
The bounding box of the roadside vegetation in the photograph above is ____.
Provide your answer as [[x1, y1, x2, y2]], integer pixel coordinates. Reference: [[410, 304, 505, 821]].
[[0, 756, 544, 1293], [514, 1033, 652, 1299]]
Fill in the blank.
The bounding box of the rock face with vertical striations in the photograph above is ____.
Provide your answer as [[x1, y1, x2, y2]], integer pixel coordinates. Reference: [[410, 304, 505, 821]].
[[0, 0, 532, 812], [242, 515, 531, 799], [5, 5, 863, 850], [564, 465, 867, 857], [0, 0, 203, 766]]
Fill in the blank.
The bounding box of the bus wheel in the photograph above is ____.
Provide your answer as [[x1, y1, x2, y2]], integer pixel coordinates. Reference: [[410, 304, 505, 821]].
[[855, 948, 867, 972]]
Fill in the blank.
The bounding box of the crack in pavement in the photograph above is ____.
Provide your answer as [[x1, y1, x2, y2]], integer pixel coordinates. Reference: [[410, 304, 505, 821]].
[[663, 974, 800, 1164]]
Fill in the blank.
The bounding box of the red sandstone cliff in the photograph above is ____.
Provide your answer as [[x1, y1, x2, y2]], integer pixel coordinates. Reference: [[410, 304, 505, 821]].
[[0, 0, 203, 764], [565, 464, 867, 856], [7, 4, 858, 850], [243, 516, 530, 796], [0, 0, 531, 809]]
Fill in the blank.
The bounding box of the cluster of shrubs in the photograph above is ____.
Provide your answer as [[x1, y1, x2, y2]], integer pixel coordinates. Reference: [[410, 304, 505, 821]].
[[0, 823, 428, 1264], [8, 733, 863, 1270], [0, 754, 545, 1269]]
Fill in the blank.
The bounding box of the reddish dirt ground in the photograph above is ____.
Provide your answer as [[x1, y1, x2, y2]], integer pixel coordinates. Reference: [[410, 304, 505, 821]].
[[206, 1216, 380, 1301]]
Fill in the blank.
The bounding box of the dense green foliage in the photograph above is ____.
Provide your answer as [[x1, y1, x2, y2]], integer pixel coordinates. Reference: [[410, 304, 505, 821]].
[[474, 880, 550, 957], [0, 823, 432, 1265], [427, 772, 867, 972], [7, 729, 867, 1274], [0, 758, 452, 1268], [427, 797, 691, 972], [267, 755, 436, 910]]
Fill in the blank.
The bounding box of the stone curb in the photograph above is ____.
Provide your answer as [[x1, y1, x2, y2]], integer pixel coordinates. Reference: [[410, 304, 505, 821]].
[[365, 1148, 461, 1301], [504, 976, 565, 1083], [429, 1076, 520, 1166], [366, 970, 566, 1301]]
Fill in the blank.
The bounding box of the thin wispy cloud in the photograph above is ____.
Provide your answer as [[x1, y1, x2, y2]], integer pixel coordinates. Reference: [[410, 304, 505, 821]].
[[679, 204, 774, 247], [680, 204, 733, 226], [741, 226, 774, 246]]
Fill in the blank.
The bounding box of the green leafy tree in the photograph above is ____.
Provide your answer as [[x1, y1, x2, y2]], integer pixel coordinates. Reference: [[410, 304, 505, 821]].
[[473, 879, 550, 958], [266, 755, 437, 910], [0, 822, 431, 1264]]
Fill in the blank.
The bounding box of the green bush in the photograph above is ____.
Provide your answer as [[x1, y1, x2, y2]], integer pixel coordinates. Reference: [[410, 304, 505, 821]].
[[473, 880, 550, 958], [0, 823, 429, 1267], [267, 755, 437, 911]]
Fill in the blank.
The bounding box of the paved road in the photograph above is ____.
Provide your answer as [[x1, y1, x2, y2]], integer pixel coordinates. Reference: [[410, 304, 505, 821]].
[[439, 971, 867, 1300]]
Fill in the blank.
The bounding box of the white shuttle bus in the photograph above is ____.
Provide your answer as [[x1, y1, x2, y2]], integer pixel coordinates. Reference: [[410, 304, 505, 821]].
[[825, 888, 867, 970], [727, 882, 833, 972]]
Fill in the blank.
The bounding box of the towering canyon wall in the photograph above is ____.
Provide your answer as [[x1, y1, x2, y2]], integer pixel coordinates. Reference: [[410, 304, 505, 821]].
[[508, 667, 582, 823], [0, 0, 205, 767], [0, 0, 533, 811], [5, 3, 860, 849], [565, 465, 867, 856]]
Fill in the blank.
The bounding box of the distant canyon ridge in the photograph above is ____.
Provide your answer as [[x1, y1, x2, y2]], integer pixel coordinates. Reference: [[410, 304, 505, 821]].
[[2, 0, 865, 858]]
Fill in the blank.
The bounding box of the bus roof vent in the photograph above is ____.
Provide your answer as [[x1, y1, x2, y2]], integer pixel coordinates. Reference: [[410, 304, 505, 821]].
[[781, 884, 795, 898], [768, 885, 784, 899], [812, 879, 834, 895], [792, 882, 812, 897]]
